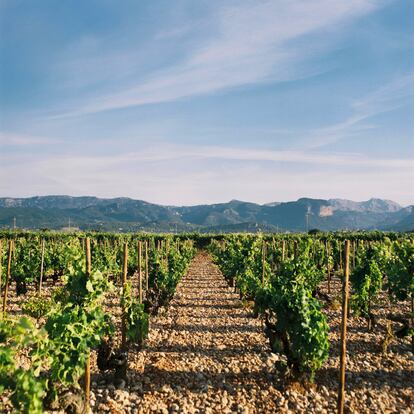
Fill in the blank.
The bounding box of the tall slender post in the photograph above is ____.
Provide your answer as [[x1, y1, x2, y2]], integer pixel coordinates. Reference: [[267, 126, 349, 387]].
[[145, 241, 149, 290], [138, 241, 142, 304], [282, 240, 286, 262], [411, 288, 414, 354], [165, 238, 169, 269], [85, 238, 91, 276], [262, 241, 266, 285], [350, 240, 356, 270], [84, 237, 91, 411], [338, 240, 350, 414], [2, 240, 13, 316], [39, 238, 46, 292], [326, 240, 331, 294], [121, 242, 128, 348], [0, 239, 3, 297], [411, 240, 414, 353]]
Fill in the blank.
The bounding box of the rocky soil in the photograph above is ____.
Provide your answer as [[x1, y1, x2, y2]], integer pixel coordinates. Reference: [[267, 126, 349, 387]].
[[2, 251, 413, 413], [91, 252, 414, 414]]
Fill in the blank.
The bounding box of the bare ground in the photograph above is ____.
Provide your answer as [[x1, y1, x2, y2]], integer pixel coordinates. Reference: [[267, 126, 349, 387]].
[[91, 252, 414, 414], [2, 252, 413, 413]]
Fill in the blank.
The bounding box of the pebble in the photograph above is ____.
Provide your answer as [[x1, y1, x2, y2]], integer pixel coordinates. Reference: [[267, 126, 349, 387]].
[[80, 253, 414, 414]]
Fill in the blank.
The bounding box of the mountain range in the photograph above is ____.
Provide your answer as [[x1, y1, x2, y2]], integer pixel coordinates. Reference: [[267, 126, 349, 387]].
[[0, 196, 413, 232]]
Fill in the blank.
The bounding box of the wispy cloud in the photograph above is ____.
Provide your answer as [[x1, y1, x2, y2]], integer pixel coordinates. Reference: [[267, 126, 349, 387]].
[[302, 71, 414, 148], [352, 71, 414, 115], [104, 144, 413, 170], [51, 0, 383, 118], [0, 132, 61, 146], [3, 141, 412, 169], [1, 143, 413, 204]]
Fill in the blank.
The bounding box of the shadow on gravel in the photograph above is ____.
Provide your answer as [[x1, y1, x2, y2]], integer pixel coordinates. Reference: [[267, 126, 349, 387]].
[[138, 365, 278, 395], [180, 297, 236, 302], [144, 342, 265, 356], [316, 367, 414, 391], [199, 313, 253, 320], [175, 303, 240, 310], [328, 338, 411, 357], [168, 323, 260, 334], [180, 293, 234, 298], [180, 284, 230, 288]]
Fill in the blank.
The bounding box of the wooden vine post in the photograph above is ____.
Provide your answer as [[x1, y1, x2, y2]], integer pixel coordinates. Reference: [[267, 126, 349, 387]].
[[138, 241, 143, 304], [282, 239, 286, 262], [166, 238, 170, 267], [145, 241, 149, 290], [311, 237, 316, 260], [121, 242, 128, 348], [326, 240, 331, 294], [2, 240, 13, 316], [262, 240, 266, 285], [0, 239, 3, 297], [338, 240, 350, 414], [85, 237, 91, 274], [162, 239, 167, 269], [293, 240, 298, 259], [411, 289, 414, 354], [39, 238, 46, 292], [411, 239, 414, 353], [352, 240, 356, 270], [84, 237, 91, 411]]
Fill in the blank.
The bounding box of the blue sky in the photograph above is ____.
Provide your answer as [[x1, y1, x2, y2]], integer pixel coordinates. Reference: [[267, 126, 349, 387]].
[[0, 0, 413, 205]]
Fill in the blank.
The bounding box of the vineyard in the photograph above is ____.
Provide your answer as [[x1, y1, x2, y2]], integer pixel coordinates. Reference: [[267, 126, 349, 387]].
[[0, 231, 413, 413]]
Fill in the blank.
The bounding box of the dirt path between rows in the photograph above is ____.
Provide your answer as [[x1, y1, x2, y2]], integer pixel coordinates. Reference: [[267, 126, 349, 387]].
[[121, 252, 280, 413], [93, 252, 414, 414]]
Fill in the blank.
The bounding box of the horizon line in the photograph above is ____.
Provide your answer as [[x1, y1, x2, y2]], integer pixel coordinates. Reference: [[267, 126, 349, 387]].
[[0, 194, 408, 208]]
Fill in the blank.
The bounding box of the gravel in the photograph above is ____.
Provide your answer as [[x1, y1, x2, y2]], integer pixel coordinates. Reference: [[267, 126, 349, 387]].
[[93, 252, 414, 413], [2, 252, 413, 413]]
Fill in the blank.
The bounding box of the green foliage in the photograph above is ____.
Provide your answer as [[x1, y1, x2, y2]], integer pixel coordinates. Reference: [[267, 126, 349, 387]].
[[2, 230, 412, 397], [22, 293, 53, 319], [10, 236, 42, 293], [44, 251, 114, 390], [45, 302, 113, 387], [386, 240, 414, 302], [209, 235, 272, 299], [66, 266, 112, 306], [350, 243, 387, 322], [146, 237, 195, 311], [284, 240, 325, 291], [121, 282, 149, 345], [0, 317, 51, 414], [44, 238, 83, 280], [239, 237, 271, 298], [212, 237, 328, 381], [255, 254, 329, 380], [51, 285, 69, 303], [92, 238, 121, 277], [1, 242, 114, 411]]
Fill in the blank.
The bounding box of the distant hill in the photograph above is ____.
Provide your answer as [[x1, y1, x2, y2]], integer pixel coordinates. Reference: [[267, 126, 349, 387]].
[[328, 198, 402, 213], [382, 206, 414, 232], [0, 195, 412, 232]]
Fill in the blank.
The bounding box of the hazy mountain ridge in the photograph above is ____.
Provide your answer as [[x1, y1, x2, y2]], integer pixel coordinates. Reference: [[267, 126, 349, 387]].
[[0, 196, 412, 232], [328, 198, 402, 213]]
